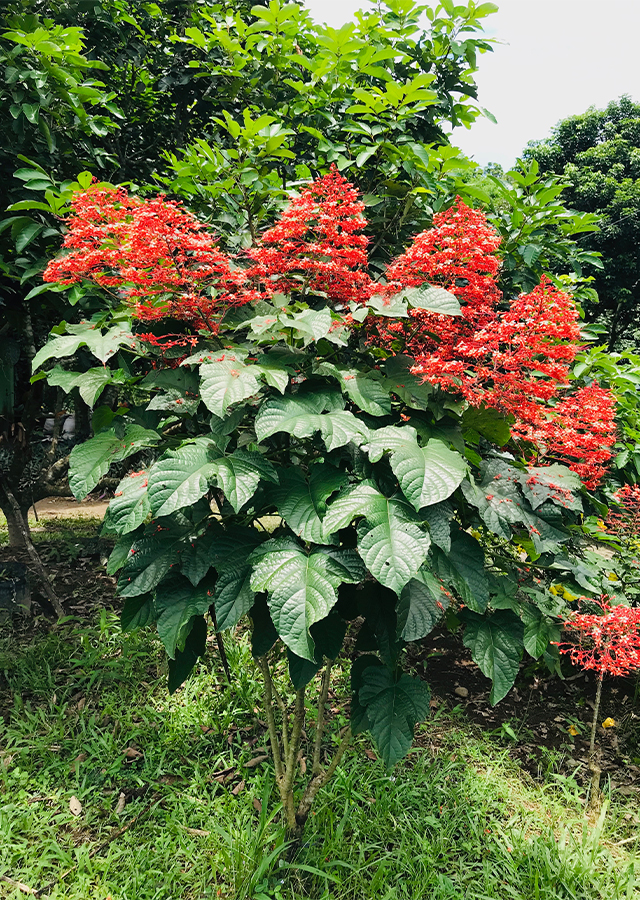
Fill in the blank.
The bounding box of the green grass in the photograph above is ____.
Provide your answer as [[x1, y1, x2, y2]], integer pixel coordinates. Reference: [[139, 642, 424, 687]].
[[0, 615, 638, 900], [0, 512, 106, 546]]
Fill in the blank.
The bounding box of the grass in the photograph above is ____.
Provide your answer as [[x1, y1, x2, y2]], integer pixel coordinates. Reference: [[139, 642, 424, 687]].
[[0, 512, 106, 547], [1, 611, 639, 900]]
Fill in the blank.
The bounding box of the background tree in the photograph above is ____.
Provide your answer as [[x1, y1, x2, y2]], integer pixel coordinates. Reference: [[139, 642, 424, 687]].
[[525, 95, 640, 350]]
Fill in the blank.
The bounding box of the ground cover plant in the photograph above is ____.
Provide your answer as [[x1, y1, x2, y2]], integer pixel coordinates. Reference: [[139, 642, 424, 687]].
[[1, 602, 639, 900], [33, 163, 625, 837]]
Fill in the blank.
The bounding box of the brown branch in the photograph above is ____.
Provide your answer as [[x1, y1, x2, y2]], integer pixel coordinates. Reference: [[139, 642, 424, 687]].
[[0, 481, 65, 618], [312, 658, 334, 775], [0, 874, 37, 895], [209, 604, 231, 683], [257, 656, 284, 782]]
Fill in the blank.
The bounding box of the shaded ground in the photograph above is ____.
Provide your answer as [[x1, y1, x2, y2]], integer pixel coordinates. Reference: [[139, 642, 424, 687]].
[[2, 501, 640, 812]]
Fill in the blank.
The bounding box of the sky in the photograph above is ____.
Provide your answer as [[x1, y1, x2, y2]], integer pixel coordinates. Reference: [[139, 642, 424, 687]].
[[303, 0, 640, 169]]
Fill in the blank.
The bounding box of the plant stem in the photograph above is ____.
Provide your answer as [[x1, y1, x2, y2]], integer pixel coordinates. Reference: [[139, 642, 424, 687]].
[[588, 673, 604, 811], [257, 657, 284, 783], [312, 658, 334, 775], [209, 604, 231, 684]]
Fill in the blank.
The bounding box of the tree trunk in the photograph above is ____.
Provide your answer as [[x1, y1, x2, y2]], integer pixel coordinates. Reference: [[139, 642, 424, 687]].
[[0, 488, 31, 550]]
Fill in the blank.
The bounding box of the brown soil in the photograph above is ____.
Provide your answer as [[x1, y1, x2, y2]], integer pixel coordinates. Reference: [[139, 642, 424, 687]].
[[32, 496, 111, 521]]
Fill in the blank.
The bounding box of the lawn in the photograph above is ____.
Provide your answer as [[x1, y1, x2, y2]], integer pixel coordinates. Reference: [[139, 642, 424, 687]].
[[1, 606, 638, 899]]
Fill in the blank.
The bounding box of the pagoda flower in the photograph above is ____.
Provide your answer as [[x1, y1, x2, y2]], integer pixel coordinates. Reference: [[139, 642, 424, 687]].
[[555, 598, 640, 810]]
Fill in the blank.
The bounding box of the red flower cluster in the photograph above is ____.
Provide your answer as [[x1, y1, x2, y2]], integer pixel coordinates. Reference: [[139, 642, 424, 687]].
[[247, 166, 372, 306], [43, 185, 250, 331], [556, 599, 640, 677], [606, 484, 640, 540], [370, 201, 616, 488]]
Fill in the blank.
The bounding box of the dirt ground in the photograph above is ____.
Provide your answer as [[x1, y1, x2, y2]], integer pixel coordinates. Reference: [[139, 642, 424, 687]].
[[32, 496, 111, 521]]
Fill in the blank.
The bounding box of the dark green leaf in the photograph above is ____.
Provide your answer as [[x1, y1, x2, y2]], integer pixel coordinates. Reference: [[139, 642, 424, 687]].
[[462, 609, 524, 704]]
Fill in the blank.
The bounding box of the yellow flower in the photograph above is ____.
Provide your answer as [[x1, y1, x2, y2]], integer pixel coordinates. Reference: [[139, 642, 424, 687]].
[[568, 725, 579, 736], [607, 572, 619, 582], [549, 584, 560, 596], [562, 588, 578, 602], [602, 718, 616, 729]]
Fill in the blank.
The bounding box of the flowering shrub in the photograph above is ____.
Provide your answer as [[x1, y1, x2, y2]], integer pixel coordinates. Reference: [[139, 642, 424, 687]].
[[38, 171, 619, 833]]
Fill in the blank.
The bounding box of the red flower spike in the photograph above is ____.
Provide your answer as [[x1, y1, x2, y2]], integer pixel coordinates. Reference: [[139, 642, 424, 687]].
[[246, 166, 373, 306], [556, 598, 640, 678]]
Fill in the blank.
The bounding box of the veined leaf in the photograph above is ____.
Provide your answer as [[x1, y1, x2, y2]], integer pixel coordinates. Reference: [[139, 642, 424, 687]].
[[397, 569, 450, 641], [118, 518, 196, 598], [315, 362, 392, 416], [359, 668, 431, 767], [249, 538, 360, 660], [287, 612, 347, 689], [436, 533, 489, 613], [147, 440, 219, 518], [103, 470, 150, 535], [47, 365, 116, 406], [274, 464, 348, 543], [199, 352, 260, 416], [214, 450, 277, 513], [155, 574, 213, 658], [32, 323, 133, 370], [168, 615, 207, 693], [255, 392, 369, 451], [69, 423, 160, 500], [358, 513, 430, 595], [462, 609, 523, 705], [398, 284, 461, 316], [390, 437, 467, 511]]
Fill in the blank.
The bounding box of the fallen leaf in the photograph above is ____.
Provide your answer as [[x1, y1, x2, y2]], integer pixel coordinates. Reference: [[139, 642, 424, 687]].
[[69, 796, 82, 816], [602, 717, 616, 729], [115, 792, 126, 815], [252, 797, 262, 813], [69, 752, 87, 771], [365, 749, 377, 761], [244, 755, 268, 769], [231, 780, 245, 796], [124, 747, 143, 760]]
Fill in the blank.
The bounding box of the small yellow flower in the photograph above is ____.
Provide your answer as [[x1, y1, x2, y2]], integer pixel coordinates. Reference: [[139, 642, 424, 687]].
[[607, 572, 619, 582], [549, 584, 560, 596], [596, 519, 605, 529], [470, 529, 481, 540], [602, 717, 616, 729], [568, 725, 579, 736], [562, 588, 578, 602]]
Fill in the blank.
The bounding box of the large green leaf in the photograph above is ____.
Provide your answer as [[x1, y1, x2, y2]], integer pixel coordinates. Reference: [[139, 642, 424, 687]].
[[32, 323, 133, 370], [279, 307, 333, 343], [118, 518, 196, 598], [363, 424, 418, 463], [274, 464, 347, 543], [462, 609, 524, 705], [210, 528, 264, 630], [521, 464, 583, 513], [168, 615, 207, 694], [147, 440, 219, 518], [396, 569, 450, 641], [120, 593, 155, 631], [199, 352, 261, 416], [390, 437, 467, 511], [359, 668, 431, 768], [214, 450, 277, 513], [384, 356, 434, 410], [249, 538, 360, 660], [436, 533, 489, 613], [357, 499, 431, 595], [520, 604, 561, 659], [315, 362, 392, 416], [103, 470, 150, 535], [397, 284, 461, 316], [321, 481, 389, 536], [287, 612, 347, 689], [154, 573, 213, 658], [69, 423, 160, 499], [461, 404, 511, 447], [47, 365, 117, 406], [256, 392, 369, 452]]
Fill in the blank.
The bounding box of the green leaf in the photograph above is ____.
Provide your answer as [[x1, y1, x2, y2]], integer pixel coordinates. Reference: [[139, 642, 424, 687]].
[[279, 307, 333, 343], [461, 405, 511, 447], [287, 612, 347, 689], [15, 221, 43, 251], [103, 471, 150, 535], [106, 531, 141, 575], [274, 464, 347, 543], [521, 604, 561, 659], [147, 440, 219, 518], [154, 574, 213, 658], [390, 437, 467, 511], [214, 450, 277, 513], [168, 615, 207, 694], [397, 284, 461, 316], [250, 538, 360, 660], [359, 668, 431, 768], [118, 517, 196, 598], [47, 365, 115, 406], [357, 500, 430, 595], [423, 501, 453, 552], [255, 392, 369, 452], [121, 594, 154, 631], [397, 569, 450, 641], [521, 465, 583, 513], [383, 356, 434, 410], [32, 324, 133, 370], [315, 362, 392, 416], [368, 292, 409, 318], [209, 528, 263, 630], [69, 424, 160, 500], [199, 352, 260, 416], [435, 533, 489, 612], [250, 594, 279, 659], [462, 610, 524, 705]]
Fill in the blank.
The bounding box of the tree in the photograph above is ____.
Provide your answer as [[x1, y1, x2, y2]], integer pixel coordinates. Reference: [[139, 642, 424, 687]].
[[0, 0, 499, 547], [38, 171, 619, 835], [525, 96, 640, 350]]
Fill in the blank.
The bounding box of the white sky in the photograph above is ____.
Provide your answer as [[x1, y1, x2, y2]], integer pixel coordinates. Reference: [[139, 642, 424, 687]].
[[303, 0, 640, 169]]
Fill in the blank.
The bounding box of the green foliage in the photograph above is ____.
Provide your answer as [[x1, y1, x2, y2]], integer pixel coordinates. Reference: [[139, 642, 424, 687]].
[[525, 95, 640, 348]]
